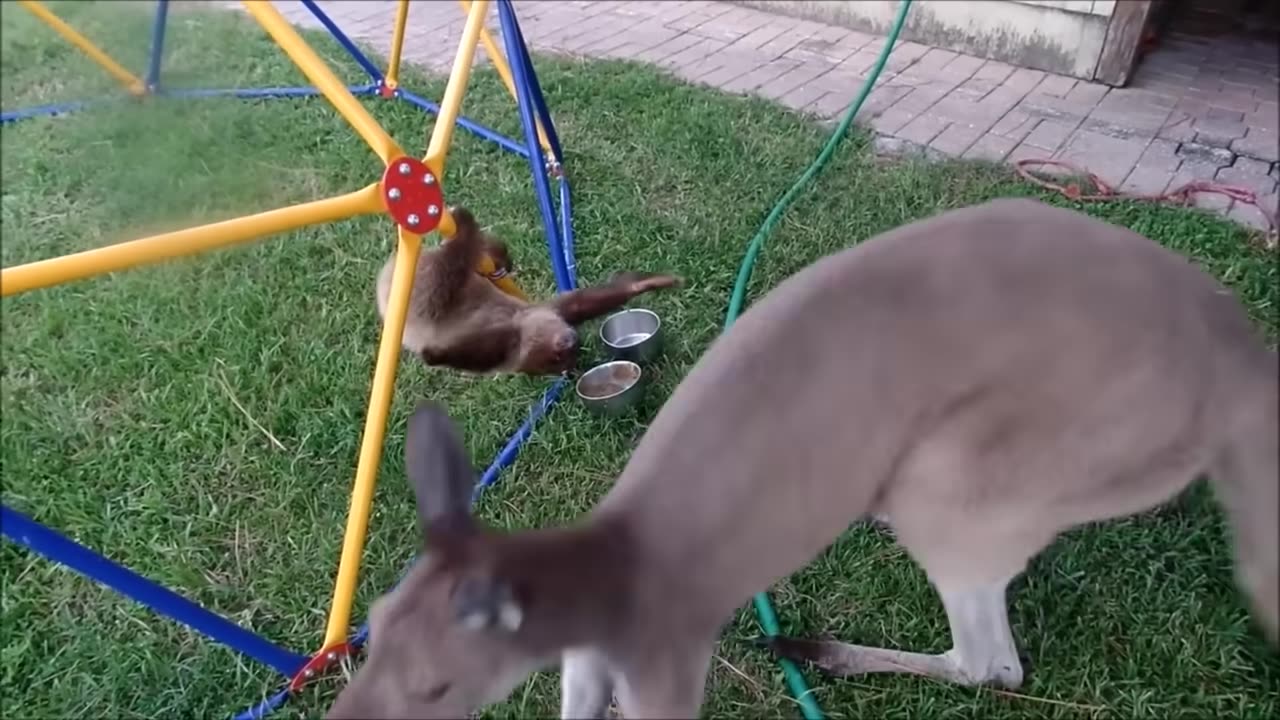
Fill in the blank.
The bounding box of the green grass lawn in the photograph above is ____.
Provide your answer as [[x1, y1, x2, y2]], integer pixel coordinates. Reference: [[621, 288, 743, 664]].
[[2, 2, 1276, 719]]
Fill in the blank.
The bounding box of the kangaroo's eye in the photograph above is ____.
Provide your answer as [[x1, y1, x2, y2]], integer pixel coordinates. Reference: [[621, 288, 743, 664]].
[[420, 682, 450, 702]]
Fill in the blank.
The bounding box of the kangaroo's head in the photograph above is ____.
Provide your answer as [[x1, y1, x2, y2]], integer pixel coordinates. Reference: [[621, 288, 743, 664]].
[[325, 403, 554, 719]]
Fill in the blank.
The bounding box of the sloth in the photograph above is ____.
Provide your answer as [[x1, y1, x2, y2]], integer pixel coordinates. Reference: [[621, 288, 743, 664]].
[[375, 207, 680, 376]]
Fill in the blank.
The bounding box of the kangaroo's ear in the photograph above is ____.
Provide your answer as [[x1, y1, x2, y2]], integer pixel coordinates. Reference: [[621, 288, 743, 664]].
[[404, 402, 478, 535]]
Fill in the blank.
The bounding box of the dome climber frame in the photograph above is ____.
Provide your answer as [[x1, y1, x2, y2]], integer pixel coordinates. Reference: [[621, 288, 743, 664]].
[[0, 1, 577, 717]]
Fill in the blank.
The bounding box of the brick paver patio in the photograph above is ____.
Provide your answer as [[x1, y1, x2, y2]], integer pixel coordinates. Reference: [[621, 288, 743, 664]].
[[233, 1, 1279, 232]]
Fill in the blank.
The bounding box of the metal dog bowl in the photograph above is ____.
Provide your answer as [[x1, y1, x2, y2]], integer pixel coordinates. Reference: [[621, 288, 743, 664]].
[[575, 360, 646, 417], [600, 308, 664, 364]]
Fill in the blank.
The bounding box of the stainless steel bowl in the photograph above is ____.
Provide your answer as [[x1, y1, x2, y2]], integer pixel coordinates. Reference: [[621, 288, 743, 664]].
[[600, 308, 664, 364], [575, 360, 646, 417]]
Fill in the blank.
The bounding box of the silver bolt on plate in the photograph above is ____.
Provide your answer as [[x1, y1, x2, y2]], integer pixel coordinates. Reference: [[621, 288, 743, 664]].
[[407, 214, 420, 226], [423, 173, 436, 185], [388, 188, 402, 200], [398, 162, 411, 175], [427, 205, 440, 216]]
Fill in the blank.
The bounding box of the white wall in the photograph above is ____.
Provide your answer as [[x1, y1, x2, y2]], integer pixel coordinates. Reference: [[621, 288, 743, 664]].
[[1016, 1, 1116, 15], [735, 0, 1121, 79]]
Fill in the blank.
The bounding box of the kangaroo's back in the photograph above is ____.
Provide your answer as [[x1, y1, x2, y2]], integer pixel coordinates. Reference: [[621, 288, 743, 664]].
[[599, 198, 1277, 632]]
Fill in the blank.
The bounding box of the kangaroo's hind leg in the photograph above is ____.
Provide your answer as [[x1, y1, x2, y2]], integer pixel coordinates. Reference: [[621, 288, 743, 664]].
[[765, 516, 1055, 690], [764, 573, 1026, 689]]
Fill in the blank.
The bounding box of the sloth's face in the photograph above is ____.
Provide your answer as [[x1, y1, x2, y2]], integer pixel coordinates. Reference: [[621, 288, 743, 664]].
[[516, 309, 579, 375]]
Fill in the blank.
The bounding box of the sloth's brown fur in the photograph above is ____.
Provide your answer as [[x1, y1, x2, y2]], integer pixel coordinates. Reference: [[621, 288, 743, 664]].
[[375, 207, 680, 376]]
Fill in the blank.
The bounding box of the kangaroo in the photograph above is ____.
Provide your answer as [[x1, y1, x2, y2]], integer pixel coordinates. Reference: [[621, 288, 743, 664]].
[[327, 198, 1278, 719]]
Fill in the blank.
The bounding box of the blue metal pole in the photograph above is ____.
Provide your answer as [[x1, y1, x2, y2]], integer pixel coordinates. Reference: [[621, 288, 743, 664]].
[[230, 687, 292, 720], [146, 0, 170, 91], [395, 88, 530, 158], [472, 377, 569, 502], [501, 0, 564, 165], [2, 85, 380, 125], [497, 0, 572, 292], [1, 99, 96, 124], [558, 177, 577, 286], [299, 0, 385, 84], [498, 0, 576, 284], [157, 84, 379, 100], [1, 506, 309, 678]]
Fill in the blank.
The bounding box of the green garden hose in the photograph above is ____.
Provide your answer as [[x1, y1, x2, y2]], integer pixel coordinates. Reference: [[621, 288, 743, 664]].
[[727, 2, 914, 718]]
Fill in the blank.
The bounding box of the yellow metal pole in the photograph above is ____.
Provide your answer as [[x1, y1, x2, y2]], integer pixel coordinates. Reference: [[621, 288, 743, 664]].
[[456, 0, 552, 155], [1, 184, 384, 297], [384, 0, 411, 91], [322, 225, 421, 648], [422, 0, 489, 178], [17, 0, 145, 95], [488, 263, 526, 299], [242, 1, 404, 165]]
